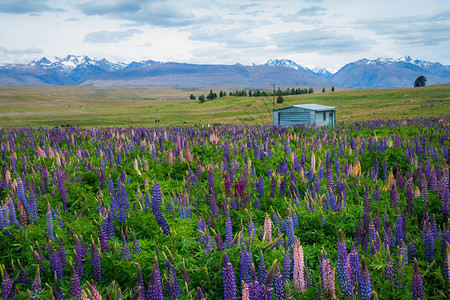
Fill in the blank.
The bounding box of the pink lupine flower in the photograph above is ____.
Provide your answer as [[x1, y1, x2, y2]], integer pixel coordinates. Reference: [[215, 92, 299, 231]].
[[87, 280, 102, 300], [242, 282, 249, 300], [263, 213, 272, 242], [81, 290, 90, 300], [293, 237, 305, 292]]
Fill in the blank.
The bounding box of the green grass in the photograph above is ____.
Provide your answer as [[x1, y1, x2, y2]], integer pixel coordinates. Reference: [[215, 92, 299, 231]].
[[0, 85, 449, 128]]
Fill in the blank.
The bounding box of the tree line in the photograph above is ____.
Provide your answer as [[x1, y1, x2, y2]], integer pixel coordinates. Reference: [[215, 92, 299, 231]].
[[192, 87, 317, 103]]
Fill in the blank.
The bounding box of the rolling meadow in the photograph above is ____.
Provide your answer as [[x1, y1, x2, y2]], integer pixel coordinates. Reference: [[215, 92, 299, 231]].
[[0, 84, 449, 299]]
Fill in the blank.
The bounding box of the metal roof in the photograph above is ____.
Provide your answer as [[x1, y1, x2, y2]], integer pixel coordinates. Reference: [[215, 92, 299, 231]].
[[273, 104, 337, 112]]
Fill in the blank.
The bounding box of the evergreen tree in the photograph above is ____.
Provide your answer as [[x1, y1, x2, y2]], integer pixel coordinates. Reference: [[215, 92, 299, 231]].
[[276, 90, 284, 103], [199, 95, 206, 103], [308, 87, 314, 93], [414, 76, 427, 87], [331, 86, 335, 92], [207, 89, 216, 100], [189, 94, 196, 100], [322, 87, 326, 93]]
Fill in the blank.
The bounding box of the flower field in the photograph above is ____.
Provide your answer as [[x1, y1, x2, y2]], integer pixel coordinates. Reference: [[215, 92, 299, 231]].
[[0, 118, 449, 299]]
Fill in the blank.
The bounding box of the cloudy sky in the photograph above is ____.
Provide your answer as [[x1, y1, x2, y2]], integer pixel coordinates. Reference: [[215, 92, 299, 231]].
[[0, 0, 449, 71]]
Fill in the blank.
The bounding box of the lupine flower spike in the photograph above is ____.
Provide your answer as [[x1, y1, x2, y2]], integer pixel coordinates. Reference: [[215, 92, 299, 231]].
[[412, 259, 423, 300], [222, 252, 237, 300]]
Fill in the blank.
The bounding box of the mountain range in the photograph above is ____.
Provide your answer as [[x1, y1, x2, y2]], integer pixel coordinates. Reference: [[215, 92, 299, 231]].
[[0, 55, 449, 88]]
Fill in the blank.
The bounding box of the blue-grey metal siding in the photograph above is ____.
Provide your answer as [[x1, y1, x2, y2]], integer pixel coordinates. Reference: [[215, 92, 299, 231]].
[[279, 112, 310, 126]]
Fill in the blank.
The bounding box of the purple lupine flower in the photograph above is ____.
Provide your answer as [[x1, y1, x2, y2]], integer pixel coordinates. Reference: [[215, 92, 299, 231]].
[[29, 189, 39, 221], [91, 239, 102, 282], [182, 259, 191, 283], [55, 235, 66, 269], [385, 247, 396, 282], [285, 216, 295, 249], [74, 248, 84, 279], [359, 257, 371, 300], [17, 179, 30, 217], [31, 247, 44, 274], [394, 256, 405, 289], [303, 259, 313, 288], [282, 246, 291, 282], [239, 244, 250, 285], [223, 252, 237, 300], [273, 263, 285, 300], [326, 161, 334, 191], [7, 195, 18, 225], [69, 262, 81, 299], [383, 223, 394, 253], [1, 265, 12, 300], [258, 250, 267, 285], [30, 266, 42, 298], [399, 239, 408, 265], [148, 258, 164, 300], [336, 230, 351, 297], [152, 183, 170, 235], [369, 216, 379, 254], [104, 211, 115, 238], [248, 214, 256, 238], [53, 272, 64, 300], [108, 176, 118, 219], [425, 221, 435, 263], [412, 260, 423, 300], [394, 210, 404, 246], [164, 253, 180, 299], [18, 260, 29, 285], [118, 177, 129, 212], [0, 205, 8, 229], [260, 259, 277, 300], [348, 245, 360, 297], [212, 228, 225, 251], [47, 202, 55, 240], [121, 231, 131, 260], [208, 168, 218, 218], [49, 243, 63, 280], [390, 180, 399, 208], [198, 216, 206, 244], [197, 287, 206, 300], [130, 230, 141, 254], [225, 209, 233, 248], [134, 263, 146, 300], [59, 177, 68, 211], [95, 220, 110, 253]]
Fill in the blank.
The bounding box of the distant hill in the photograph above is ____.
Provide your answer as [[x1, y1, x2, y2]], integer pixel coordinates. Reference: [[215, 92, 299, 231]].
[[79, 63, 328, 87], [0, 55, 449, 88]]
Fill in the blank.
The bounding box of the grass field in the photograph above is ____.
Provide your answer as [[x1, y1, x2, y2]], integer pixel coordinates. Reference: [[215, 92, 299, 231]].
[[0, 84, 449, 128]]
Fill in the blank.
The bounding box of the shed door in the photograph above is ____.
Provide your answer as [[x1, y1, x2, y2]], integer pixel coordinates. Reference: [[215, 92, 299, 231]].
[[279, 112, 310, 126]]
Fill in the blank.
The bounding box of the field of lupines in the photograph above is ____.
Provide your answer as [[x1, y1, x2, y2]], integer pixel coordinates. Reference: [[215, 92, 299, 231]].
[[0, 118, 449, 299]]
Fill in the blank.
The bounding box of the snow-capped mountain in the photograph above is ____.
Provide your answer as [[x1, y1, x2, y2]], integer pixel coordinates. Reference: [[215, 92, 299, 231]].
[[0, 55, 449, 87], [331, 56, 450, 87], [264, 59, 333, 79], [123, 59, 159, 70]]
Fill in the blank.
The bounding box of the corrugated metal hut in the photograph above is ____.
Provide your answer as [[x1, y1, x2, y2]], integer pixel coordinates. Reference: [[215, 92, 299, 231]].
[[273, 104, 337, 126]]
